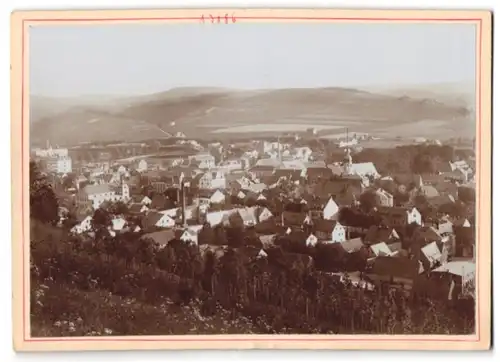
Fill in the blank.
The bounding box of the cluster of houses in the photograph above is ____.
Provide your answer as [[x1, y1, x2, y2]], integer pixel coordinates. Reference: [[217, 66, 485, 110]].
[[62, 138, 476, 302]]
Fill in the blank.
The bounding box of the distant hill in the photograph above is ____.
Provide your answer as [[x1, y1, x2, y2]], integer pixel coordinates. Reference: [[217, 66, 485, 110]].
[[30, 86, 475, 146], [363, 81, 475, 109]]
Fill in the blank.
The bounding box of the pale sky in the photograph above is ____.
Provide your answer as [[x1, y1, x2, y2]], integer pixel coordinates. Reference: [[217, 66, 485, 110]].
[[29, 22, 476, 98]]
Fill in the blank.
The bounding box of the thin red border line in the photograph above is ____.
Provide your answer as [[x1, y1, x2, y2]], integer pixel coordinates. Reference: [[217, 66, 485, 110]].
[[21, 16, 484, 344], [23, 17, 483, 22]]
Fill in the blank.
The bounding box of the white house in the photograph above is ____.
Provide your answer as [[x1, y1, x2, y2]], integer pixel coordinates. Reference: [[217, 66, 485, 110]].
[[305, 233, 318, 247], [407, 207, 422, 225], [137, 159, 148, 172], [370, 242, 396, 258], [315, 220, 346, 243], [71, 216, 93, 234], [112, 217, 128, 232], [350, 162, 380, 179], [144, 212, 176, 229], [155, 214, 176, 228], [45, 156, 73, 174], [323, 197, 340, 220], [257, 207, 274, 223], [79, 184, 113, 210], [159, 207, 179, 218], [377, 206, 422, 227], [438, 217, 454, 235], [180, 228, 199, 245], [375, 188, 394, 207], [210, 190, 226, 204], [206, 210, 233, 227]]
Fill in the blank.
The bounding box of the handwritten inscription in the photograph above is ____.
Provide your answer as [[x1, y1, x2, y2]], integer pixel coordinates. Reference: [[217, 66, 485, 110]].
[[200, 13, 237, 24]]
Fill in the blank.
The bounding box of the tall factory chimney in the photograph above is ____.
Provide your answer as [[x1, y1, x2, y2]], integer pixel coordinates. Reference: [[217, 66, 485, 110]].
[[180, 172, 187, 227]]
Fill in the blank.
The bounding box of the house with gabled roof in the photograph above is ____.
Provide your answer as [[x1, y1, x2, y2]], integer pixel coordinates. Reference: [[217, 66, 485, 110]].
[[141, 229, 176, 249], [71, 215, 93, 234], [437, 216, 454, 235], [339, 237, 365, 254], [369, 242, 396, 259], [366, 256, 424, 289], [142, 211, 176, 230], [256, 207, 274, 223], [281, 211, 312, 228], [111, 217, 128, 232], [209, 189, 226, 204], [419, 241, 444, 271], [376, 206, 422, 227], [314, 219, 346, 242], [179, 227, 201, 246], [322, 197, 340, 220], [305, 233, 318, 247], [259, 234, 277, 248]]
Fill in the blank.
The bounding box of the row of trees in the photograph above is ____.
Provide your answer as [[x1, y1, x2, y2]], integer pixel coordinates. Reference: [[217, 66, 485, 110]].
[[352, 144, 463, 175]]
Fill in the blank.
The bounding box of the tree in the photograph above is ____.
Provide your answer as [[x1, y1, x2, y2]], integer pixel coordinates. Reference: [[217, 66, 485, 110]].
[[458, 187, 475, 204], [30, 161, 59, 224], [105, 201, 129, 216], [359, 190, 378, 213], [92, 208, 112, 231], [227, 226, 245, 248], [411, 153, 436, 174], [213, 224, 228, 245], [198, 223, 215, 245]]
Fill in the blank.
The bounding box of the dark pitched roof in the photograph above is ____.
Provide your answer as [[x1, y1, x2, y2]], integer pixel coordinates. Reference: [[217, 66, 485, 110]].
[[306, 167, 333, 179], [368, 256, 422, 280], [141, 229, 176, 247], [142, 211, 168, 229], [365, 226, 399, 243], [151, 194, 168, 209], [339, 238, 364, 253], [282, 211, 309, 226], [129, 203, 147, 214], [411, 226, 442, 243], [387, 241, 403, 253], [376, 206, 412, 217], [314, 219, 339, 233]]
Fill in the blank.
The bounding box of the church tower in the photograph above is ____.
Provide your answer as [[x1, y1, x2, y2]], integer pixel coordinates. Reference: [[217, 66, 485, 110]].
[[343, 147, 353, 175], [342, 127, 352, 175]]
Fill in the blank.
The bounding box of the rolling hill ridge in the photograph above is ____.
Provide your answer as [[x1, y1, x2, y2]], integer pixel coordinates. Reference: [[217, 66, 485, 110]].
[[30, 86, 474, 146]]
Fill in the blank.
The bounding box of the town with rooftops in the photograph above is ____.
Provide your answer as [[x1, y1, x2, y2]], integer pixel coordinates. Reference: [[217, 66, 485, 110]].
[[30, 125, 477, 336]]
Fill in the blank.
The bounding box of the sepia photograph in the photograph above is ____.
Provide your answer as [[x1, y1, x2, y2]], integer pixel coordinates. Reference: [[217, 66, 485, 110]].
[[11, 9, 492, 351]]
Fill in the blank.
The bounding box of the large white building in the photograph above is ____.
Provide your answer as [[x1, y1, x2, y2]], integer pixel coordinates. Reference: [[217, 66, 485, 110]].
[[78, 182, 130, 210], [45, 156, 73, 174]]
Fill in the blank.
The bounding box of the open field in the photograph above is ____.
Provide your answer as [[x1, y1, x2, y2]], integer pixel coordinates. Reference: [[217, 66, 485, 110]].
[[212, 123, 343, 134]]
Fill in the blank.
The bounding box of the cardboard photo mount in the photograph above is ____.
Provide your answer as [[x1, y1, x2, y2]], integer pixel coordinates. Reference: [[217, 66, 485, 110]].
[[11, 8, 492, 352]]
